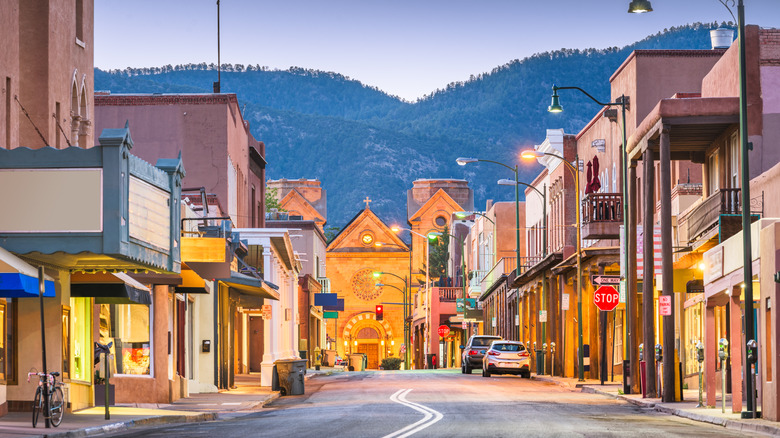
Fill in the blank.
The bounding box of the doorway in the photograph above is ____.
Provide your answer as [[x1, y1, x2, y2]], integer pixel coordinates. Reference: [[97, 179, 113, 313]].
[[249, 316, 264, 372]]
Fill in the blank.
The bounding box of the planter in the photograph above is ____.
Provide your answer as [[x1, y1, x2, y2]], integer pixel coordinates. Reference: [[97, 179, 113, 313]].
[[94, 384, 115, 406], [710, 28, 735, 49]]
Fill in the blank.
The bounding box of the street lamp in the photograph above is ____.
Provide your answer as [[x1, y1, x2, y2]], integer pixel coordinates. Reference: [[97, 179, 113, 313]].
[[455, 211, 496, 289], [457, 157, 523, 342], [391, 226, 438, 367], [498, 178, 548, 371], [374, 269, 410, 370], [520, 149, 584, 381], [627, 0, 653, 13], [630, 0, 757, 418]]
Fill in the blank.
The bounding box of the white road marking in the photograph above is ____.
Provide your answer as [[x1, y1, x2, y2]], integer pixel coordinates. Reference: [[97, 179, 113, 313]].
[[221, 402, 242, 405], [383, 389, 443, 438]]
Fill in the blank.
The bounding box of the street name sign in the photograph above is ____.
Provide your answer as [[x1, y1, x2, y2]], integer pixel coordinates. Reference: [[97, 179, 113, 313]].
[[539, 310, 547, 322], [594, 285, 619, 311], [592, 275, 620, 286], [659, 295, 672, 316]]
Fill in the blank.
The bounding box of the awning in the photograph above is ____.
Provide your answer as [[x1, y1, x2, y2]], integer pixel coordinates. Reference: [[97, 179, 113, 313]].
[[218, 271, 279, 301], [0, 246, 55, 298], [71, 272, 152, 305], [175, 268, 210, 294]]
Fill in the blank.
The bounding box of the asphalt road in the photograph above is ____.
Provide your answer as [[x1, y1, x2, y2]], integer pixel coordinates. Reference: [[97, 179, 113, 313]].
[[106, 369, 758, 438]]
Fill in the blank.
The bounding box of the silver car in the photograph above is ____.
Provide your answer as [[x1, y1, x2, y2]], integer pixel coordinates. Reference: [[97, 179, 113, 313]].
[[481, 341, 531, 378]]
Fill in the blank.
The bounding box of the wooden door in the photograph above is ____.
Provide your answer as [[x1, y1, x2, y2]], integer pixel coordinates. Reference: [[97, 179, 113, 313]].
[[249, 316, 264, 372], [358, 344, 379, 369]]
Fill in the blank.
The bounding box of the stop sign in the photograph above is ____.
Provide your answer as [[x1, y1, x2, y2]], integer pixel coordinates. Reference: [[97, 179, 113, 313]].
[[594, 285, 619, 311], [437, 325, 450, 337]]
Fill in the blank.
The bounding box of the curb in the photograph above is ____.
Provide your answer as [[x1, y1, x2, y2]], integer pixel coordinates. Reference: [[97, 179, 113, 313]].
[[39, 412, 218, 438]]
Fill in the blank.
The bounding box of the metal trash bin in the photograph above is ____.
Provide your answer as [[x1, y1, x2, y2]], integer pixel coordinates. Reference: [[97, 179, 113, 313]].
[[323, 349, 337, 367], [535, 350, 545, 375], [348, 353, 365, 371], [274, 359, 307, 395]]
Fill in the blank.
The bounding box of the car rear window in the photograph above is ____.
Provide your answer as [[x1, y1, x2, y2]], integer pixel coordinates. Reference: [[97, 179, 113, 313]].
[[472, 337, 500, 347], [493, 343, 525, 352]]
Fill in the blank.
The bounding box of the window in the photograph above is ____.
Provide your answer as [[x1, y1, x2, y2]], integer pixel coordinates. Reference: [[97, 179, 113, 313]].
[[435, 216, 447, 227], [0, 301, 5, 381], [75, 0, 84, 42], [4, 299, 16, 384], [707, 151, 720, 194], [70, 297, 91, 382], [62, 307, 70, 380], [99, 303, 152, 375], [767, 300, 773, 380]]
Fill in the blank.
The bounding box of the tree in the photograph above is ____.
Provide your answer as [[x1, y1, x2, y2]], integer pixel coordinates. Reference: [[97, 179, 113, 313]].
[[265, 187, 286, 213], [418, 225, 449, 285], [324, 226, 341, 244]]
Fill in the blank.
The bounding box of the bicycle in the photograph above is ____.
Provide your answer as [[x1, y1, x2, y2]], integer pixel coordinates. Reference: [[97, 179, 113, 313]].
[[27, 371, 64, 427]]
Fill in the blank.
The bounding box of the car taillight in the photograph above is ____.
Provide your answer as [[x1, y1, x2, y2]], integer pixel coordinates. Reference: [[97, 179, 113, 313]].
[[488, 351, 500, 356], [519, 351, 529, 357], [468, 350, 479, 355]]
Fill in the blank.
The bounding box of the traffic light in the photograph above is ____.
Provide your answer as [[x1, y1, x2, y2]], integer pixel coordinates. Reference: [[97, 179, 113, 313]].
[[375, 305, 383, 321]]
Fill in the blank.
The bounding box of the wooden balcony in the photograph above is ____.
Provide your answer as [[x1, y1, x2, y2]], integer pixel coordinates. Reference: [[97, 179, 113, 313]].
[[678, 188, 761, 245], [581, 193, 623, 239]]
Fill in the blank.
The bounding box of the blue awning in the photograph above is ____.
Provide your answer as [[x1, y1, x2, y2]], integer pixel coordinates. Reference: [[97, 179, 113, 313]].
[[0, 246, 55, 297]]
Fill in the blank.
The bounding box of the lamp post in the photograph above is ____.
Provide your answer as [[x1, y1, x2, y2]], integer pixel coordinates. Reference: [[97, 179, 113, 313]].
[[392, 226, 436, 367], [521, 149, 583, 381], [499, 179, 548, 367], [374, 269, 410, 370], [547, 84, 630, 387], [455, 211, 496, 278], [457, 157, 522, 342], [629, 0, 757, 417]]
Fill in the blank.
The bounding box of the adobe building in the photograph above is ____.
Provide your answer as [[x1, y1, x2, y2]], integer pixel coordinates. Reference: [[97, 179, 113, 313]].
[[266, 178, 327, 231]]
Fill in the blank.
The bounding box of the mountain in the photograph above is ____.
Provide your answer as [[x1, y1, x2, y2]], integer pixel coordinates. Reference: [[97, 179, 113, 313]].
[[94, 22, 730, 228]]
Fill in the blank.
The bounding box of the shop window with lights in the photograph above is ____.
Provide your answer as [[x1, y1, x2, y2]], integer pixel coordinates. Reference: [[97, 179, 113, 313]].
[[61, 306, 70, 380], [99, 303, 151, 375], [69, 297, 92, 382]]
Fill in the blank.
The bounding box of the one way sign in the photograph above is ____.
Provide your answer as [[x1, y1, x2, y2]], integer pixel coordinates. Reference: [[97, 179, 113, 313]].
[[591, 275, 621, 286]]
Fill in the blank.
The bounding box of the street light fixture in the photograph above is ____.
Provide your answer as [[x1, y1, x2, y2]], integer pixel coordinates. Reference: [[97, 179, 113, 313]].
[[457, 157, 523, 342], [520, 148, 584, 381], [375, 244, 411, 370], [627, 0, 653, 13]]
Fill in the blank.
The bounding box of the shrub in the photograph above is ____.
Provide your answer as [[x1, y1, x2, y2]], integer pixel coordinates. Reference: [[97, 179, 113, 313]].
[[381, 357, 403, 370]]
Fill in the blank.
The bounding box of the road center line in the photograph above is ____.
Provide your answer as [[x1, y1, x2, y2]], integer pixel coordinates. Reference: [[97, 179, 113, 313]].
[[383, 389, 443, 438]]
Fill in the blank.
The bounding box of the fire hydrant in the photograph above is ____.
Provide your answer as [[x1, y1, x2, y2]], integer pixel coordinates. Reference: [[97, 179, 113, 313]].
[[314, 347, 322, 370]]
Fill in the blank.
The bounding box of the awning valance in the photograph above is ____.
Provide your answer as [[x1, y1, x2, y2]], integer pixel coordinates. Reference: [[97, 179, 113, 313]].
[[176, 267, 210, 294], [218, 271, 279, 301], [0, 246, 55, 298], [71, 272, 152, 305]]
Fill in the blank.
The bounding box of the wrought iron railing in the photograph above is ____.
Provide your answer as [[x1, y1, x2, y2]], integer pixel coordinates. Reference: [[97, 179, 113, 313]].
[[581, 193, 623, 224], [678, 188, 748, 243]]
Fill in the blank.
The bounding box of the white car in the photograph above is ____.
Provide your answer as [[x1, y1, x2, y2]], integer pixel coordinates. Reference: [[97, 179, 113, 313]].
[[482, 341, 531, 378]]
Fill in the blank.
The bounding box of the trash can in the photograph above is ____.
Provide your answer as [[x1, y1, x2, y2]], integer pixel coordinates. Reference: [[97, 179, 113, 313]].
[[274, 359, 307, 395], [323, 349, 337, 367], [426, 353, 437, 369], [348, 353, 365, 371], [535, 350, 544, 375]]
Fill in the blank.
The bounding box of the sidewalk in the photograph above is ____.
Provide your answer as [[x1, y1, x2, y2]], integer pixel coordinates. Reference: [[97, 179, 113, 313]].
[[0, 367, 344, 438], [532, 374, 780, 437]]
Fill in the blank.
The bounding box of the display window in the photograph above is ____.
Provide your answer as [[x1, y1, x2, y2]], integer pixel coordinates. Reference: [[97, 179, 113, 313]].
[[69, 297, 92, 382], [99, 303, 152, 376]]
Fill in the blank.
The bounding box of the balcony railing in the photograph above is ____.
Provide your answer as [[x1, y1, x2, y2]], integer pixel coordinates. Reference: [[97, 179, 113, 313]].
[[678, 188, 741, 244], [438, 287, 463, 302], [317, 277, 331, 294], [518, 256, 543, 276], [479, 257, 518, 295], [581, 193, 622, 239]]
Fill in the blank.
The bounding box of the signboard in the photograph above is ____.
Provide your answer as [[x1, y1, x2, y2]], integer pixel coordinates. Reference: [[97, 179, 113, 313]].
[[314, 293, 338, 307], [659, 295, 672, 316], [515, 314, 519, 325], [561, 294, 570, 311], [592, 275, 620, 286], [594, 285, 619, 311], [456, 298, 476, 313], [261, 304, 272, 319], [539, 310, 547, 322], [619, 279, 626, 304], [704, 246, 723, 284], [438, 325, 450, 337], [462, 321, 468, 330], [323, 298, 344, 312], [323, 311, 339, 319]]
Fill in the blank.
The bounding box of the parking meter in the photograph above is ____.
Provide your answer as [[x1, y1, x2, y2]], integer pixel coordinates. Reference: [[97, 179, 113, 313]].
[[747, 339, 757, 364], [550, 342, 556, 354], [695, 341, 705, 408], [696, 341, 704, 364], [543, 343, 547, 353], [718, 338, 729, 361], [654, 344, 663, 362], [550, 342, 556, 376], [639, 343, 644, 361]]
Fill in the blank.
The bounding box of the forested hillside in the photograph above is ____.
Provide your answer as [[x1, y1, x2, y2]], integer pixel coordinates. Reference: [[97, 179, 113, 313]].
[[95, 22, 730, 227]]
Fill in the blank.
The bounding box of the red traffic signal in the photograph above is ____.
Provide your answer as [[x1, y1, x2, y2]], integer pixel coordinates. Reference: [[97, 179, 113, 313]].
[[375, 305, 384, 320]]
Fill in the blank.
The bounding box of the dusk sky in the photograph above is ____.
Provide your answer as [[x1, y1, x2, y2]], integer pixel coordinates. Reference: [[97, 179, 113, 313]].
[[95, 0, 780, 101]]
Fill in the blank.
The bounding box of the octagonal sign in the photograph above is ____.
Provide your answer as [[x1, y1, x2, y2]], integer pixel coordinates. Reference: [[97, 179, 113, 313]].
[[594, 285, 619, 311]]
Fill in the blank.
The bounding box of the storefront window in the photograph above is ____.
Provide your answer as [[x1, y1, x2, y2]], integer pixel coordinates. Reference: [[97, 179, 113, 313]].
[[99, 303, 151, 375], [62, 307, 70, 380], [0, 301, 6, 381], [683, 302, 703, 376], [70, 297, 92, 382]]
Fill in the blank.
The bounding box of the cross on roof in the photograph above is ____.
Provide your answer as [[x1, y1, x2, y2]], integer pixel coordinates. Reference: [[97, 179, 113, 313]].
[[363, 196, 372, 209]]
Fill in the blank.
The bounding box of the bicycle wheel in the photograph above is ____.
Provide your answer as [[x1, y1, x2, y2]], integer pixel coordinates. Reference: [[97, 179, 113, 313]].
[[31, 386, 42, 428], [50, 386, 64, 427]]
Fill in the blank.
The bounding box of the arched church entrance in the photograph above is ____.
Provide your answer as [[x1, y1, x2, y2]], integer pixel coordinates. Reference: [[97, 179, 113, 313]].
[[343, 312, 394, 370]]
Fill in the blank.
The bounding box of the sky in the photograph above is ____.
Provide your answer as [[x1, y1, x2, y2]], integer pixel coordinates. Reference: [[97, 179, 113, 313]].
[[95, 0, 780, 101]]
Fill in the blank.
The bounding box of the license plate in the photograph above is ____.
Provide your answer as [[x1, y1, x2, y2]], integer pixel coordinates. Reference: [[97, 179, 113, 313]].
[[501, 362, 519, 368]]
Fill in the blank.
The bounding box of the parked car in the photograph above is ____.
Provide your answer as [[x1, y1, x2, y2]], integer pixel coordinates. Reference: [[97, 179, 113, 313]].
[[481, 341, 531, 378], [460, 335, 502, 374]]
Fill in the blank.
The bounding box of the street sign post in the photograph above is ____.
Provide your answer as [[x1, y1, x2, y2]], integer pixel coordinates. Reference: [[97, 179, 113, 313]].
[[561, 294, 570, 311], [437, 325, 450, 337], [539, 310, 547, 322], [594, 285, 620, 311], [659, 295, 672, 316]]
